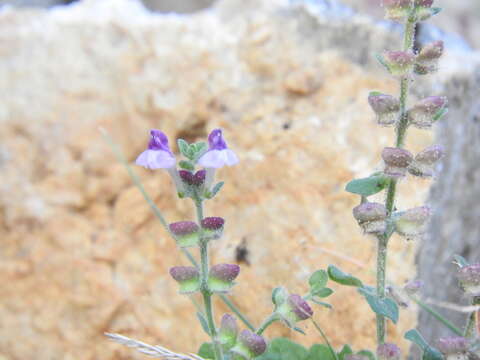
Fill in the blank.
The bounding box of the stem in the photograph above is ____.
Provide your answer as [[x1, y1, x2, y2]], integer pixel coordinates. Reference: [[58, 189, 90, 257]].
[[464, 296, 480, 338], [311, 319, 339, 360], [220, 295, 256, 332], [409, 296, 463, 336], [195, 198, 223, 360], [376, 16, 417, 346], [255, 314, 279, 335]]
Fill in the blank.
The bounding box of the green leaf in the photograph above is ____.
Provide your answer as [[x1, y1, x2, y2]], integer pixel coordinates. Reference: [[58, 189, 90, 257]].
[[422, 347, 444, 360], [327, 265, 363, 287], [196, 312, 212, 336], [206, 181, 224, 199], [453, 254, 469, 268], [256, 338, 309, 360], [272, 287, 289, 306], [337, 345, 353, 360], [357, 350, 376, 360], [375, 53, 390, 73], [345, 176, 390, 197], [358, 287, 399, 324], [311, 298, 333, 309], [433, 107, 448, 122], [192, 141, 208, 160], [311, 287, 334, 298], [309, 270, 328, 289], [198, 343, 215, 359], [307, 344, 336, 360], [369, 91, 383, 97], [177, 139, 191, 158], [293, 326, 306, 335], [179, 160, 195, 171], [405, 330, 443, 360]]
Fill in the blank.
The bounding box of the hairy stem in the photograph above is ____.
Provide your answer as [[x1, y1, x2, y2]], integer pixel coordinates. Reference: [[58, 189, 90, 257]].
[[376, 16, 417, 345], [195, 198, 223, 360], [255, 314, 278, 335], [311, 319, 339, 360], [464, 296, 480, 338]]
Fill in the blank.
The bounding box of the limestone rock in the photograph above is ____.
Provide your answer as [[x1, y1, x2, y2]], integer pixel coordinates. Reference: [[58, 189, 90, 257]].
[[0, 0, 478, 359]]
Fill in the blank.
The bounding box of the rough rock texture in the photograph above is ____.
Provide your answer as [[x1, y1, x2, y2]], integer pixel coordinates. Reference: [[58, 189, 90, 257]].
[[0, 0, 478, 359]]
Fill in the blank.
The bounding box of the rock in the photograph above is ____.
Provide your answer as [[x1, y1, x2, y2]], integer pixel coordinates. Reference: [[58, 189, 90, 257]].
[[0, 0, 478, 359]]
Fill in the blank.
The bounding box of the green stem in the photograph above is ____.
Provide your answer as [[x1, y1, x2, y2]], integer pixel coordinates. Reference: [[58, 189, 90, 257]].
[[220, 295, 256, 332], [255, 314, 279, 335], [376, 16, 417, 346], [409, 296, 463, 336], [195, 198, 223, 360], [464, 296, 480, 338], [311, 319, 339, 360]]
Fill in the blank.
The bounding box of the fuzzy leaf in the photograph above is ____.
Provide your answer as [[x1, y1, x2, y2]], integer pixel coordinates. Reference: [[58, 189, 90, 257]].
[[357, 350, 376, 360], [256, 338, 309, 360], [272, 287, 289, 306], [307, 344, 336, 360], [311, 298, 333, 309], [196, 312, 212, 336], [311, 287, 334, 298], [177, 139, 191, 158], [327, 265, 363, 287], [179, 160, 195, 171], [405, 329, 443, 360], [338, 345, 353, 360], [359, 287, 399, 324], [453, 254, 469, 268], [198, 343, 215, 359], [345, 176, 390, 197], [309, 270, 328, 289], [206, 181, 224, 199]]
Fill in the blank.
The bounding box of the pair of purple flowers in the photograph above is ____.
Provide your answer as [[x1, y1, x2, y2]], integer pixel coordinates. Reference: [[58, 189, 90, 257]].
[[135, 128, 239, 170]]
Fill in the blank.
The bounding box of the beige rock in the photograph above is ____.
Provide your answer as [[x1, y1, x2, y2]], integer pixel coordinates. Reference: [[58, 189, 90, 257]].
[[0, 0, 478, 359]]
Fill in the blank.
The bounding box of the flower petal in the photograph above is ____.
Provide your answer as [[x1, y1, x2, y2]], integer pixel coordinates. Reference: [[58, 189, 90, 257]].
[[136, 149, 175, 169]]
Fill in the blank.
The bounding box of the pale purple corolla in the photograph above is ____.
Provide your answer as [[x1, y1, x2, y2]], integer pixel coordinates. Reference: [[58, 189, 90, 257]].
[[197, 129, 239, 192], [135, 129, 184, 193]]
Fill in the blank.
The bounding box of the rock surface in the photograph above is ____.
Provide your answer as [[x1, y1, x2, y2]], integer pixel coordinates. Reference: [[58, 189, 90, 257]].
[[0, 0, 478, 359]]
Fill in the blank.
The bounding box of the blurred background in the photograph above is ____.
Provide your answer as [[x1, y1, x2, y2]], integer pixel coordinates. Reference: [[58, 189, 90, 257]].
[[0, 0, 479, 359]]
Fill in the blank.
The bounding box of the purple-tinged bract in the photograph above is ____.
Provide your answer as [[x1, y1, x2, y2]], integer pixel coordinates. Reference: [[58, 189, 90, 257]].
[[136, 129, 176, 169], [202, 217, 225, 230], [436, 336, 469, 355], [210, 264, 240, 282], [169, 221, 199, 236], [288, 294, 314, 320], [394, 206, 431, 239], [377, 343, 401, 360], [382, 147, 413, 179], [218, 314, 238, 348], [353, 202, 387, 235]]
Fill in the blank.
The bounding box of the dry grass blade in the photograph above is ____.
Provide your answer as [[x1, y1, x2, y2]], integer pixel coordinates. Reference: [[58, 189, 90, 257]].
[[105, 333, 205, 360]]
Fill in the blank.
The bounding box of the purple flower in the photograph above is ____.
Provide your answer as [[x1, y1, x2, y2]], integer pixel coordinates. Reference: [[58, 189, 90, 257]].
[[136, 130, 176, 169], [197, 129, 239, 169]]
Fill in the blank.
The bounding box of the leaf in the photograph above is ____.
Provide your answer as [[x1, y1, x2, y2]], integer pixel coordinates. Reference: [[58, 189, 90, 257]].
[[256, 338, 309, 360], [358, 287, 399, 324], [433, 107, 448, 122], [311, 298, 333, 309], [422, 347, 444, 360], [311, 287, 334, 298], [327, 265, 363, 287], [453, 254, 469, 268], [357, 350, 375, 360], [293, 326, 306, 335], [192, 142, 208, 158], [179, 160, 195, 171], [405, 330, 443, 360], [337, 345, 353, 360], [198, 343, 215, 359], [177, 139, 191, 158], [206, 182, 224, 199], [375, 53, 390, 73], [196, 312, 212, 336], [309, 270, 328, 289], [272, 287, 289, 306], [307, 344, 336, 360], [369, 91, 383, 97], [345, 176, 390, 197]]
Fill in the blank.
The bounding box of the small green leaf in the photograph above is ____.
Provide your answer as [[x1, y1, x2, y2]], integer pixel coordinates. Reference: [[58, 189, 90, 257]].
[[357, 350, 375, 360], [272, 287, 289, 306], [198, 343, 215, 359], [369, 91, 383, 97], [311, 298, 333, 309], [256, 338, 309, 360], [307, 344, 336, 360], [358, 287, 399, 324], [453, 254, 469, 268], [375, 53, 390, 72], [177, 139, 190, 158], [337, 345, 353, 360], [345, 175, 390, 197], [206, 181, 224, 199], [327, 265, 363, 287], [405, 330, 443, 360], [179, 160, 195, 171], [422, 347, 444, 360], [192, 142, 208, 160], [309, 270, 328, 289], [433, 107, 448, 122], [311, 287, 334, 298], [196, 312, 212, 336], [293, 326, 306, 335]]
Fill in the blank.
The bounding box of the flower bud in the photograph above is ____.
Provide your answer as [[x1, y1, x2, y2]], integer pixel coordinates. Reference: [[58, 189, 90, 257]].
[[169, 266, 200, 294], [201, 217, 225, 240], [394, 206, 431, 239], [456, 263, 480, 296], [416, 5, 441, 21], [276, 294, 313, 327], [352, 202, 387, 235], [208, 264, 240, 293], [231, 330, 267, 360], [408, 144, 444, 177], [415, 41, 443, 74], [404, 279, 424, 295], [383, 0, 412, 22], [415, 0, 433, 7], [387, 286, 409, 308], [179, 169, 206, 186], [436, 336, 469, 360], [368, 92, 400, 126], [382, 147, 413, 179], [408, 96, 447, 129], [169, 221, 200, 248], [218, 314, 238, 349], [377, 343, 401, 360], [382, 51, 415, 76]]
